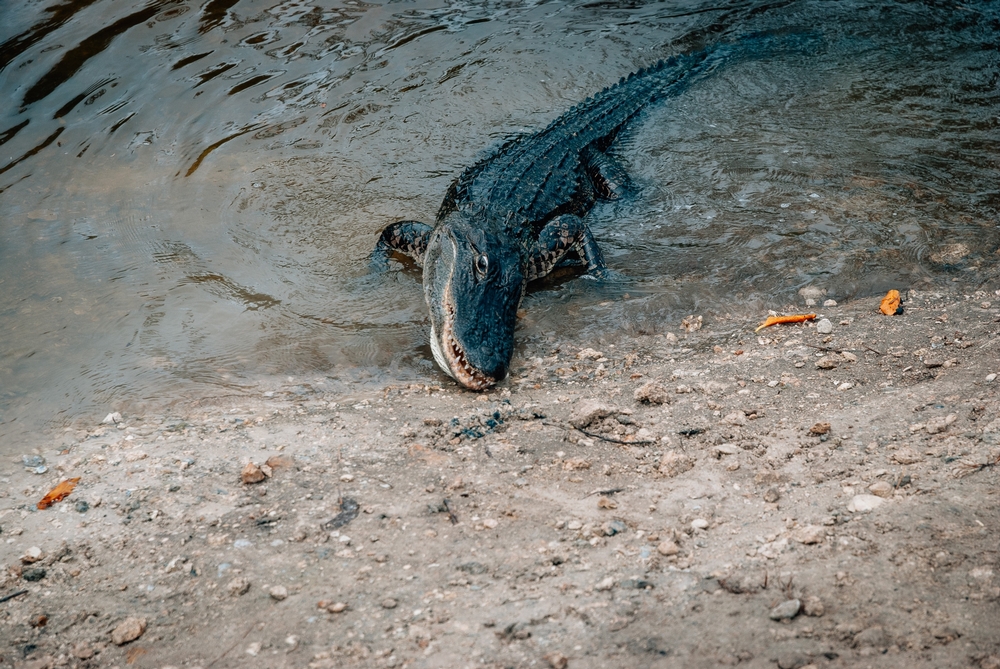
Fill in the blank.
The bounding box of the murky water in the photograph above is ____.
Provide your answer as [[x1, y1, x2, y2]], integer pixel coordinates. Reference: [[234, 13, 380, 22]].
[[2, 0, 998, 441]]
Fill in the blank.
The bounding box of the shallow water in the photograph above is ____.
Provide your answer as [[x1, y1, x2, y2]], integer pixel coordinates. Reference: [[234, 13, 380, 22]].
[[1, 0, 998, 441]]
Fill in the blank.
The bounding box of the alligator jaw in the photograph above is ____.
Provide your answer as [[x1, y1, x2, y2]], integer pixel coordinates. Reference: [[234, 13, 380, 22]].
[[430, 296, 495, 391]]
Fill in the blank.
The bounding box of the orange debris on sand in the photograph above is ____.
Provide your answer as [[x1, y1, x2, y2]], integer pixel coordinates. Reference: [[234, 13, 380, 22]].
[[37, 477, 81, 510], [880, 289, 902, 315], [754, 313, 817, 333]]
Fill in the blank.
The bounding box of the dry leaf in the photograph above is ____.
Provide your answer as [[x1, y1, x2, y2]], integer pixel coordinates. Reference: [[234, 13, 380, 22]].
[[37, 477, 81, 510], [880, 290, 902, 316], [755, 313, 816, 333]]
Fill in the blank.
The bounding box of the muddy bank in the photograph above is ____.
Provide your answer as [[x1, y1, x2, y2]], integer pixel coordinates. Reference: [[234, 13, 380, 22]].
[[2, 287, 999, 669]]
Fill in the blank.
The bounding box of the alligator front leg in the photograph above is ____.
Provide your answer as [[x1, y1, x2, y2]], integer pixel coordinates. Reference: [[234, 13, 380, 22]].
[[370, 220, 433, 271], [528, 214, 611, 281]]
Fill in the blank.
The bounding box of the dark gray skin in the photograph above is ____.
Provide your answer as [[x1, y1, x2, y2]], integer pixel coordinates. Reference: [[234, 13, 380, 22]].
[[371, 36, 792, 389]]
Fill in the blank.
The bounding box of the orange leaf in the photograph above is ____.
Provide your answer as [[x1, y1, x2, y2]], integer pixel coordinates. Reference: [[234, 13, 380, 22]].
[[755, 313, 816, 333], [37, 477, 81, 510], [880, 289, 902, 315]]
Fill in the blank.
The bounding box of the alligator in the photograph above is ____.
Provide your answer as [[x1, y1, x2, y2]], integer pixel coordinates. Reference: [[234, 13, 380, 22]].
[[371, 34, 802, 390]]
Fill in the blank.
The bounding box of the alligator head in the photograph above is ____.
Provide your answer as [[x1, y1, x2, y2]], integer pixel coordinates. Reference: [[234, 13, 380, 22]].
[[422, 213, 526, 390]]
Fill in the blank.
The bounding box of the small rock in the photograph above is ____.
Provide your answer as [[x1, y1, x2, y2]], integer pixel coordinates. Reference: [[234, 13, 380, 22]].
[[241, 462, 266, 484], [763, 487, 781, 503], [757, 537, 789, 559], [562, 458, 591, 471], [891, 447, 923, 465], [980, 656, 1000, 669], [657, 541, 680, 556], [659, 450, 694, 477], [837, 382, 854, 391], [326, 601, 348, 613], [925, 414, 956, 435], [815, 356, 838, 369], [841, 351, 858, 362], [227, 577, 251, 596], [102, 412, 123, 425], [769, 599, 801, 620], [987, 374, 998, 383], [809, 422, 831, 435], [567, 520, 583, 531], [868, 480, 893, 498], [22, 567, 46, 582], [269, 585, 288, 601], [815, 318, 833, 334], [802, 596, 825, 617], [569, 400, 615, 429], [792, 525, 825, 545], [847, 494, 884, 513], [111, 617, 147, 646], [602, 520, 627, 536], [634, 380, 670, 405], [482, 518, 498, 529], [246, 641, 262, 656], [823, 299, 838, 307], [681, 314, 702, 332], [722, 411, 747, 426], [21, 546, 44, 564], [544, 652, 569, 669], [594, 576, 615, 591], [596, 496, 617, 510], [381, 597, 398, 609], [690, 518, 709, 531], [853, 625, 889, 647], [71, 642, 95, 660], [576, 348, 604, 360]]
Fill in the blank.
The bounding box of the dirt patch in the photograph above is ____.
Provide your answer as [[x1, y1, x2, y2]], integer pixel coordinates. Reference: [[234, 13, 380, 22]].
[[3, 288, 1000, 669]]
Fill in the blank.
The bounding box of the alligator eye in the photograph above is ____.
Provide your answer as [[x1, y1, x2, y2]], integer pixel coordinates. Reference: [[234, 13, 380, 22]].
[[475, 253, 489, 277]]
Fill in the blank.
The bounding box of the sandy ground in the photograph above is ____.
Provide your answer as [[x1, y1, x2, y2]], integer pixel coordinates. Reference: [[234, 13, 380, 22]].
[[2, 286, 1000, 669]]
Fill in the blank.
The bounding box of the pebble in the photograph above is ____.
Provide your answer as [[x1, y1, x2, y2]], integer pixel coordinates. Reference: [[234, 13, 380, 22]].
[[837, 382, 854, 391], [816, 319, 834, 334], [567, 520, 583, 531], [22, 568, 46, 582], [809, 422, 831, 435], [326, 601, 348, 613], [569, 400, 615, 429], [602, 520, 627, 536], [847, 494, 884, 513], [657, 540, 680, 556], [227, 577, 251, 596], [987, 373, 997, 383], [763, 487, 781, 503], [21, 546, 43, 564], [102, 412, 123, 425], [690, 518, 709, 531], [544, 652, 569, 669], [802, 596, 825, 617], [482, 518, 498, 529], [634, 380, 670, 405], [71, 642, 95, 660], [594, 576, 616, 591], [381, 597, 398, 609], [111, 617, 147, 645], [868, 480, 893, 498], [891, 447, 923, 465], [577, 347, 604, 360], [769, 598, 801, 620], [792, 525, 825, 545], [241, 462, 266, 484], [823, 299, 838, 307], [246, 642, 262, 656], [269, 585, 288, 601], [814, 356, 838, 369]]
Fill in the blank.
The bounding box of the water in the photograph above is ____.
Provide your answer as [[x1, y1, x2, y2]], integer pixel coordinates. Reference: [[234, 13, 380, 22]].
[[1, 0, 998, 442]]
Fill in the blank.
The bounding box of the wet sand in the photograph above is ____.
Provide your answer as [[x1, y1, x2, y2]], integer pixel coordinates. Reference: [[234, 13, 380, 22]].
[[3, 287, 999, 669]]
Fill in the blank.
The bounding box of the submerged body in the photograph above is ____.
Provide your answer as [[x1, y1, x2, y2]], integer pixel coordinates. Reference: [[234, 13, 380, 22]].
[[372, 35, 797, 389]]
